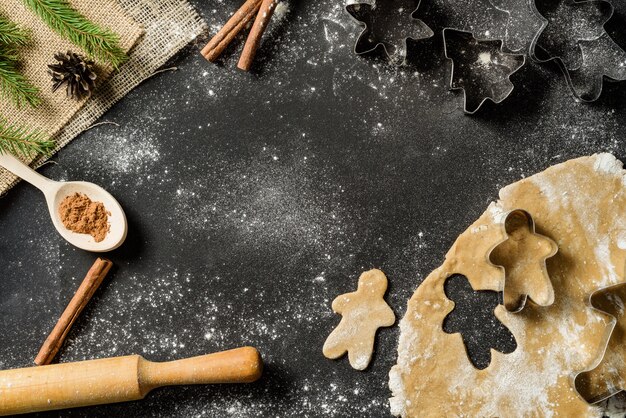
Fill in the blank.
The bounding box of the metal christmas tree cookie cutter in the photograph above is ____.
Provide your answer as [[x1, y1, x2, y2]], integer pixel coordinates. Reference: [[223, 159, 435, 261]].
[[443, 29, 526, 114], [487, 209, 558, 313], [345, 0, 433, 63]]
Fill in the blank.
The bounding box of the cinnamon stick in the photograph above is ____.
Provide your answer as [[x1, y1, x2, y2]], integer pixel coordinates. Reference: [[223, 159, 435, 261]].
[[237, 0, 278, 71], [34, 258, 113, 366], [201, 0, 263, 62]]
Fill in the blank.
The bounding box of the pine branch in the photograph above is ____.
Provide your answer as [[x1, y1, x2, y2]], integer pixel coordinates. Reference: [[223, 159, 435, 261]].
[[0, 118, 54, 158], [0, 15, 31, 47], [0, 46, 20, 62], [0, 56, 41, 108], [0, 15, 41, 107], [22, 0, 128, 69]]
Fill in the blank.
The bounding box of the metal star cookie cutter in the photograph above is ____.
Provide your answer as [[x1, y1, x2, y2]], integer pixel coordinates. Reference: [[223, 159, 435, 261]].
[[443, 29, 526, 114], [345, 0, 434, 63], [487, 209, 558, 313], [529, 0, 626, 101], [574, 282, 626, 404]]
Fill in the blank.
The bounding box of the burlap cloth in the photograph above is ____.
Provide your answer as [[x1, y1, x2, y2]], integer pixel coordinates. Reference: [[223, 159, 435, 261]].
[[0, 0, 206, 194]]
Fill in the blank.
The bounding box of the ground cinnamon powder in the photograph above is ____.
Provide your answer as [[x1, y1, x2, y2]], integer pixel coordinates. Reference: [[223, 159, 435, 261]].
[[58, 193, 110, 242]]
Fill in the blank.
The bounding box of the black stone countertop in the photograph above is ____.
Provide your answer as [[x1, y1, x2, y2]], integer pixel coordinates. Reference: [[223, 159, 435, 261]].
[[1, 0, 626, 416]]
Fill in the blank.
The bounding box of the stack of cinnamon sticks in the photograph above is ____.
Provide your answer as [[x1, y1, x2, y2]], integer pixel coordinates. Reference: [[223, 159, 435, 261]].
[[201, 0, 279, 71]]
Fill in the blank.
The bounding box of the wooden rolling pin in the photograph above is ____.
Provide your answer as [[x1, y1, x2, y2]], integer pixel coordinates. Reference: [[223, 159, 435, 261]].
[[0, 347, 262, 416]]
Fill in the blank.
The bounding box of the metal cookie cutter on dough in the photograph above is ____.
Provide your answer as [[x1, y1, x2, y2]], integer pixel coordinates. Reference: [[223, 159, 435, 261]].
[[345, 0, 433, 63], [573, 282, 626, 405], [443, 29, 526, 114], [529, 0, 626, 102], [487, 209, 558, 312]]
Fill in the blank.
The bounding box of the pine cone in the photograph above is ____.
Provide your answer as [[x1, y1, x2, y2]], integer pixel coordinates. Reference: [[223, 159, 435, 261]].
[[48, 51, 97, 100]]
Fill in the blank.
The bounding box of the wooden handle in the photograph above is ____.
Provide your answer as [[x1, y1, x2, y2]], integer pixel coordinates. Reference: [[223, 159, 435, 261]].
[[139, 346, 263, 390], [0, 152, 56, 194], [0, 347, 262, 416]]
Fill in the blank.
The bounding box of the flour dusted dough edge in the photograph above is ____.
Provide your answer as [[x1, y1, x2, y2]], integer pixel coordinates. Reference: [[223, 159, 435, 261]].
[[389, 153, 626, 417]]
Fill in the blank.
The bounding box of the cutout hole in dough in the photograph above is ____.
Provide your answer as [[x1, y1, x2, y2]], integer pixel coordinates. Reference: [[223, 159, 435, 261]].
[[442, 274, 517, 369]]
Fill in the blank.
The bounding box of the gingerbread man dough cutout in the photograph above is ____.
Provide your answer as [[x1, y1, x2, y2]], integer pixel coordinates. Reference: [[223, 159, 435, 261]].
[[323, 269, 395, 370]]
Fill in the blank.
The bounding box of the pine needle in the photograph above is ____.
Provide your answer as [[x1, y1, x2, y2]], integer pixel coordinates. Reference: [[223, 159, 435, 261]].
[[0, 118, 54, 158], [23, 0, 128, 69], [0, 14, 41, 107], [0, 15, 31, 47], [0, 56, 41, 108], [0, 46, 20, 62]]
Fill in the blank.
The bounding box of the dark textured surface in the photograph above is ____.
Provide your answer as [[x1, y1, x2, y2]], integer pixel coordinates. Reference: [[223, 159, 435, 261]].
[[1, 0, 626, 416]]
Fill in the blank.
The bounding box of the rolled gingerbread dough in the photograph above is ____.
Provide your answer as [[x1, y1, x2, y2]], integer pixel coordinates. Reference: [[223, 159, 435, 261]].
[[389, 153, 626, 417]]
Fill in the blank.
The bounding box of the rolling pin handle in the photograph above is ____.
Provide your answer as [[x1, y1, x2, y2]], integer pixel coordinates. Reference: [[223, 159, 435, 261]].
[[138, 346, 263, 393]]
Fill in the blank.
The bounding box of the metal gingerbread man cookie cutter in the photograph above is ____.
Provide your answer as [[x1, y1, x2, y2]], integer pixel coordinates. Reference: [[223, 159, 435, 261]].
[[529, 0, 626, 102], [487, 209, 558, 313]]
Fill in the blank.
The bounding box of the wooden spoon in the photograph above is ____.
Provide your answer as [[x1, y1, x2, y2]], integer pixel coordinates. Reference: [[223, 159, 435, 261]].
[[0, 152, 127, 252]]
